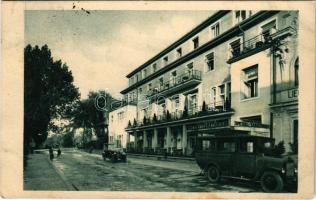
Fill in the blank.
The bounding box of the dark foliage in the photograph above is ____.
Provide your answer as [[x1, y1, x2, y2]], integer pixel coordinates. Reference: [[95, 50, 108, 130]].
[[133, 118, 137, 126], [72, 90, 117, 149], [182, 106, 188, 118], [166, 110, 171, 120], [24, 44, 80, 151], [62, 132, 74, 147], [153, 114, 157, 123]]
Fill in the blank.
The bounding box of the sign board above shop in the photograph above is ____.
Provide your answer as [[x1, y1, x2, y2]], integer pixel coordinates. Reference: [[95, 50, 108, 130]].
[[186, 119, 230, 132], [275, 87, 298, 103]]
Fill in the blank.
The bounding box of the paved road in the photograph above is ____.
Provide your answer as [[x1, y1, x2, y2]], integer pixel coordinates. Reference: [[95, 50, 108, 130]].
[[27, 149, 260, 192]]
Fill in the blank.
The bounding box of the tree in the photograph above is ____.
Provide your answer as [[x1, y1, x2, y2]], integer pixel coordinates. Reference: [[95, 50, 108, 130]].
[[201, 101, 207, 113], [24, 44, 80, 152], [72, 90, 117, 149], [182, 105, 188, 118], [153, 114, 157, 123], [62, 132, 75, 147]]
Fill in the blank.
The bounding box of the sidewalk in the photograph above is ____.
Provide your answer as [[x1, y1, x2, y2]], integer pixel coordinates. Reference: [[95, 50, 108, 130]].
[[23, 153, 72, 191]]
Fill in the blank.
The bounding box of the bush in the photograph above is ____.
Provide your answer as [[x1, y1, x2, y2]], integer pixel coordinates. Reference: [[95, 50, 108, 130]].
[[182, 106, 188, 118], [153, 114, 157, 123], [166, 110, 171, 120], [133, 118, 137, 126], [272, 141, 286, 156]]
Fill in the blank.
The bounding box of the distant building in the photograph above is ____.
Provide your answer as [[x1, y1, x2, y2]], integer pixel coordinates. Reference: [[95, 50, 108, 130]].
[[108, 103, 137, 149], [120, 10, 298, 155]]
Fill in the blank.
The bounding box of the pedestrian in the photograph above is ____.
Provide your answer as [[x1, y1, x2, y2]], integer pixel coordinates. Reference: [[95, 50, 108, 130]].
[[49, 147, 54, 161], [57, 147, 61, 157]]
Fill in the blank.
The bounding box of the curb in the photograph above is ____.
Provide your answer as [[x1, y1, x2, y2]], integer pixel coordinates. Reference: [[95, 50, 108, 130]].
[[45, 156, 77, 191], [127, 153, 196, 162]]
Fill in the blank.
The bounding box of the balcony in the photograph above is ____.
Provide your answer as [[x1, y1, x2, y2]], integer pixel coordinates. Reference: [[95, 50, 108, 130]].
[[126, 100, 233, 130], [227, 27, 296, 64], [147, 70, 202, 98]]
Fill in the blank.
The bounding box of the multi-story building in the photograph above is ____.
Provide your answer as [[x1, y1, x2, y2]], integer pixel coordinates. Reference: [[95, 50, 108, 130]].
[[120, 10, 298, 155]]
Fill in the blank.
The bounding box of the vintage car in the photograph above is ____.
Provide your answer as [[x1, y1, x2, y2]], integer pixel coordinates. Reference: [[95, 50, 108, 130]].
[[102, 144, 127, 162], [195, 133, 297, 192]]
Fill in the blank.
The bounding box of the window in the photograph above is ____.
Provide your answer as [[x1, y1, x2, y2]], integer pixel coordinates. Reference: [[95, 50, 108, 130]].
[[235, 10, 247, 23], [206, 52, 215, 71], [163, 56, 169, 66], [261, 20, 277, 40], [202, 140, 216, 151], [187, 62, 194, 70], [294, 58, 299, 86], [193, 37, 199, 49], [117, 111, 125, 120], [211, 87, 217, 106], [136, 74, 139, 82], [230, 39, 241, 57], [242, 65, 258, 99], [170, 71, 177, 85], [240, 141, 254, 153], [173, 96, 180, 113], [227, 82, 231, 101], [189, 94, 198, 113], [152, 63, 157, 73], [143, 69, 147, 78], [218, 141, 236, 152], [148, 83, 152, 91], [211, 22, 220, 38], [176, 48, 182, 58], [219, 84, 225, 104], [159, 77, 164, 87], [234, 10, 253, 24], [129, 77, 134, 86]]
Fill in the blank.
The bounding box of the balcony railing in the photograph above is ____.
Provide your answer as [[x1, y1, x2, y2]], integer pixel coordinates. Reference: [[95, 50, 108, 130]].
[[147, 70, 202, 97], [126, 100, 232, 129], [228, 27, 296, 62]]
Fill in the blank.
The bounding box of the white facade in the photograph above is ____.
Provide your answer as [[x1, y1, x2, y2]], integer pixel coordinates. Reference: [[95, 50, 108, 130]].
[[108, 105, 137, 148]]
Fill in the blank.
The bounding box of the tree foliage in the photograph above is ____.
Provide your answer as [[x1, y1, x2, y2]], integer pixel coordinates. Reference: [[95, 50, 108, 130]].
[[24, 44, 80, 150], [72, 90, 117, 148]]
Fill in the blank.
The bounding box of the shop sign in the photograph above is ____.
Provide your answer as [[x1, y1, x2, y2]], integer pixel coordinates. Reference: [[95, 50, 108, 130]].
[[276, 88, 298, 103], [187, 119, 230, 132]]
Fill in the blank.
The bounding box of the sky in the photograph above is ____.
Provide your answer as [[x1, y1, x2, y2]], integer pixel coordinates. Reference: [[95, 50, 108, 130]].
[[25, 10, 214, 99]]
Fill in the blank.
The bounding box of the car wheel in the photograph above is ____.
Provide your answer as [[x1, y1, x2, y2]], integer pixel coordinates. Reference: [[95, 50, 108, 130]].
[[111, 155, 117, 163], [261, 171, 284, 193], [206, 165, 221, 183]]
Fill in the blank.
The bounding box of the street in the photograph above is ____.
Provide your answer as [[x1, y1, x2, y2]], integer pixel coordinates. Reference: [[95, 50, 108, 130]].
[[24, 149, 261, 192]]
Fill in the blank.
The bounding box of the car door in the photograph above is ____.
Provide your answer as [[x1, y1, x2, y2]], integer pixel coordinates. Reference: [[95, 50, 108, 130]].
[[216, 139, 236, 176], [233, 139, 257, 179]]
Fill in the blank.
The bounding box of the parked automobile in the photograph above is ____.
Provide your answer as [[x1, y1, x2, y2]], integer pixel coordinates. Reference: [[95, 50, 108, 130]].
[[195, 133, 297, 192], [102, 144, 127, 162]]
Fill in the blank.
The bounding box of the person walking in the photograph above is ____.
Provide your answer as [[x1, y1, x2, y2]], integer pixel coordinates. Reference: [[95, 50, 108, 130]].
[[49, 147, 54, 161], [57, 147, 61, 157]]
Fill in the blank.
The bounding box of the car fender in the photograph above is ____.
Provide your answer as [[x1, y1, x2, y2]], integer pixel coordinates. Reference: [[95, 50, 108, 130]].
[[255, 166, 283, 180]]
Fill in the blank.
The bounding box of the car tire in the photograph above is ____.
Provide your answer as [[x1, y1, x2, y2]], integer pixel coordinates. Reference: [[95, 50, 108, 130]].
[[111, 155, 117, 163], [206, 165, 221, 183], [261, 171, 284, 193]]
